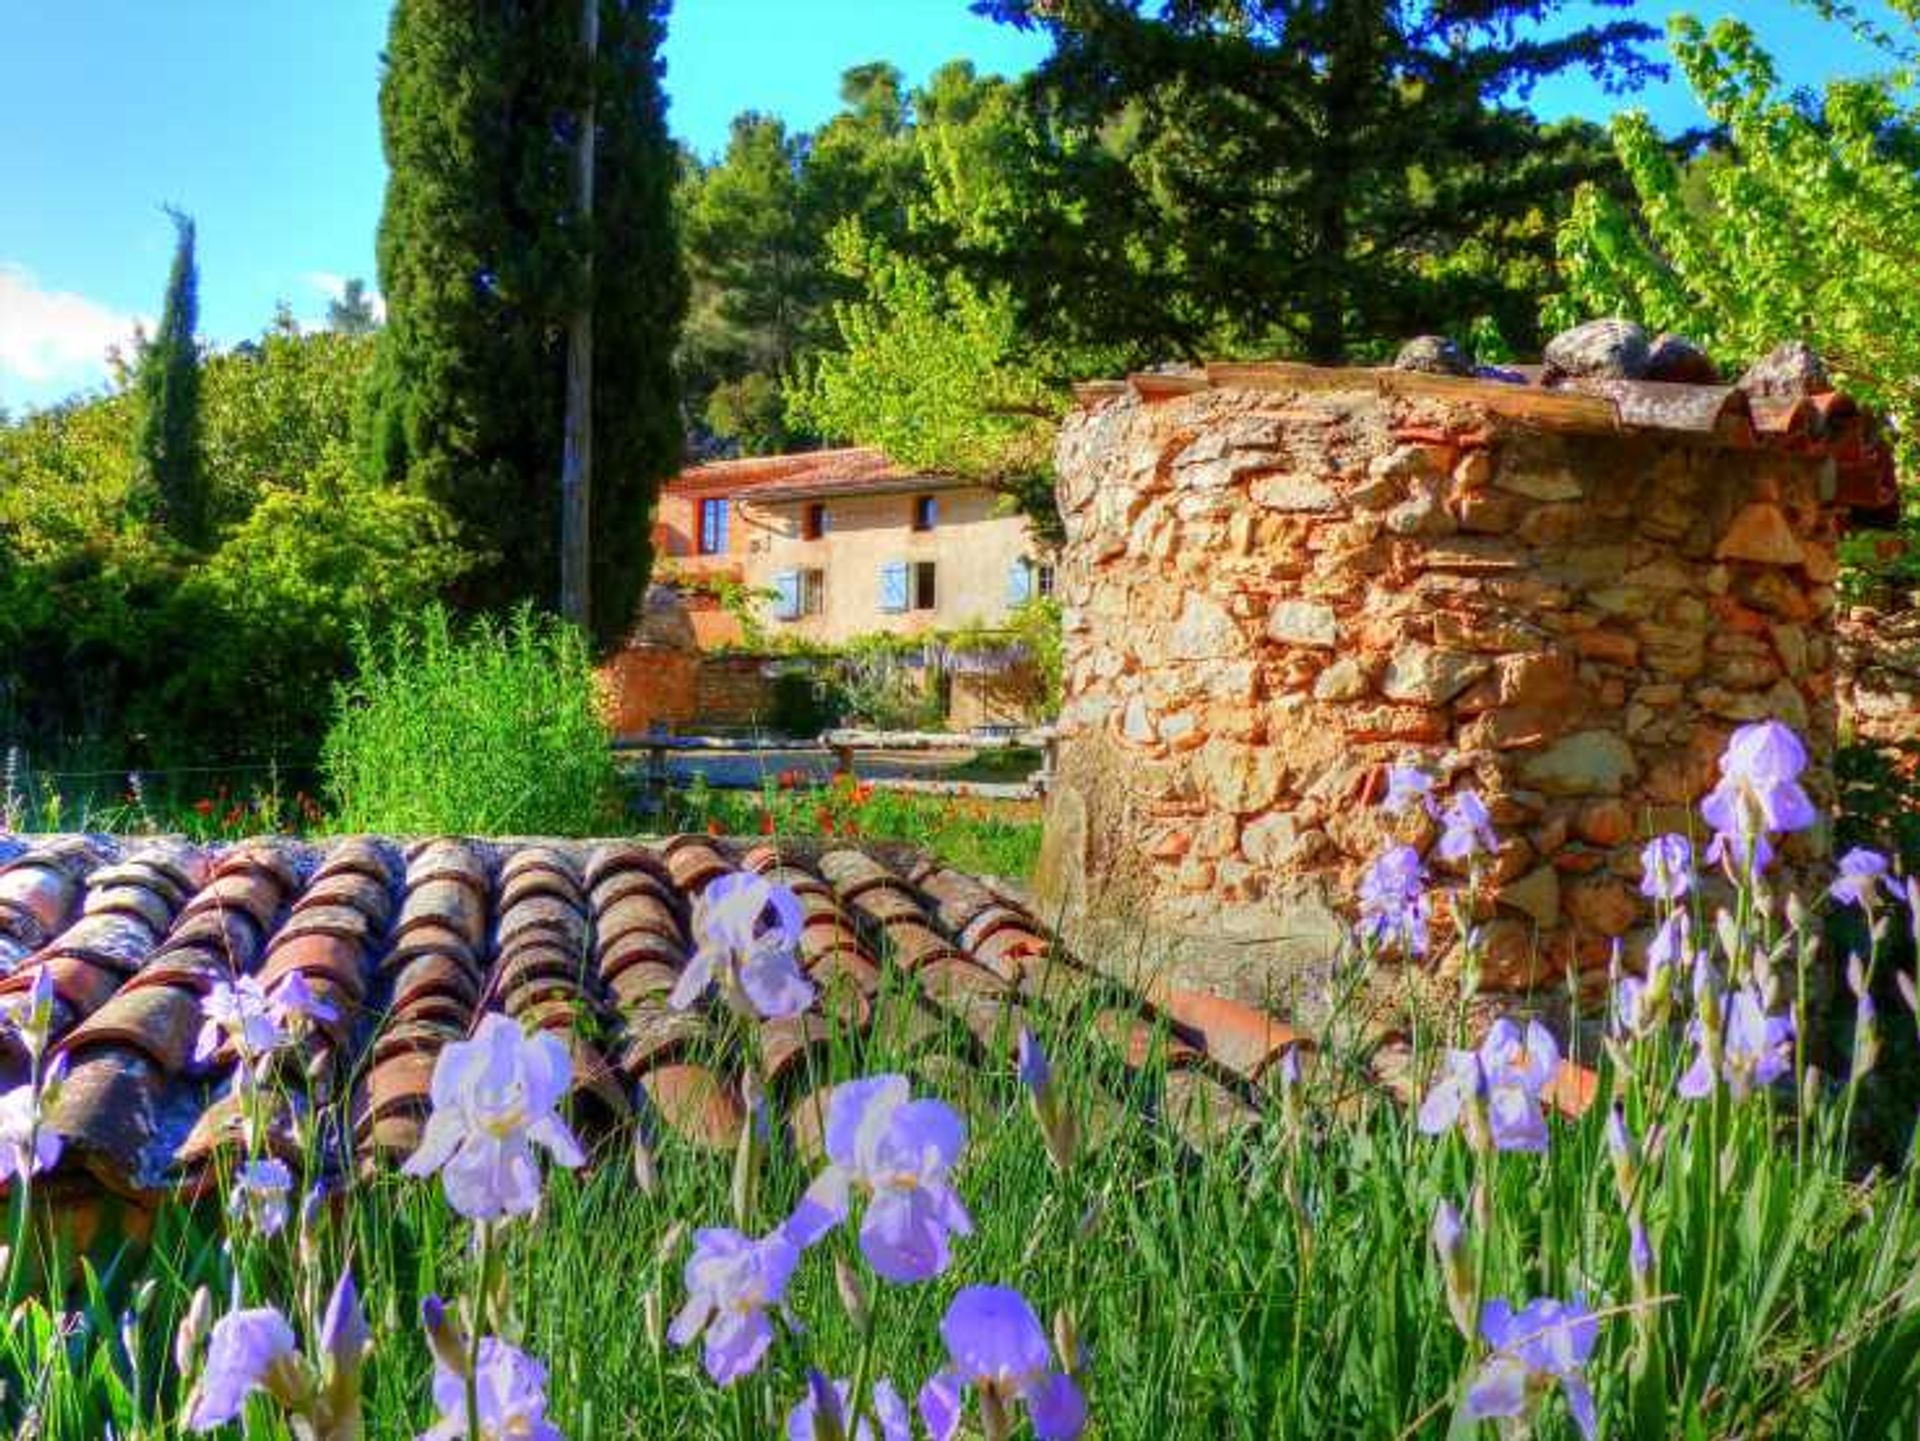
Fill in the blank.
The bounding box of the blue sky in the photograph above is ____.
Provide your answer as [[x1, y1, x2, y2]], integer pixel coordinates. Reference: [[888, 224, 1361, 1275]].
[[0, 1, 1902, 412]]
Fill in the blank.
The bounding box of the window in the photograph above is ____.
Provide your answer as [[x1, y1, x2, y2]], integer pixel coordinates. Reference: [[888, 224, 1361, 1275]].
[[801, 567, 825, 616], [1037, 561, 1056, 598], [912, 560, 937, 611], [1007, 556, 1056, 606], [698, 497, 729, 555], [912, 494, 938, 531], [802, 502, 827, 541]]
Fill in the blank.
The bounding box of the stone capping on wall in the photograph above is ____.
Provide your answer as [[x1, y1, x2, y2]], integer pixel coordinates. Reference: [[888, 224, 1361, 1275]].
[[1038, 360, 1862, 1022], [1072, 361, 1894, 511]]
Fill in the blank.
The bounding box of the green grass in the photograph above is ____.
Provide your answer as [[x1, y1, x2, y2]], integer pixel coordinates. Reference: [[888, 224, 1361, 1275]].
[[5, 910, 1919, 1439], [663, 773, 1044, 880], [321, 605, 620, 837]]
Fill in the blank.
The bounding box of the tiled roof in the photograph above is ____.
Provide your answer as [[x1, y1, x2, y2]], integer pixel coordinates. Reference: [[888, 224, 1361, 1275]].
[[0, 834, 1354, 1203], [668, 447, 922, 498], [1075, 362, 1899, 515]]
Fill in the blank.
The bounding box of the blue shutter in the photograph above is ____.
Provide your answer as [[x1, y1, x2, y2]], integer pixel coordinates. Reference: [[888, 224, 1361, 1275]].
[[1006, 556, 1034, 606], [879, 561, 909, 613], [773, 570, 801, 620]]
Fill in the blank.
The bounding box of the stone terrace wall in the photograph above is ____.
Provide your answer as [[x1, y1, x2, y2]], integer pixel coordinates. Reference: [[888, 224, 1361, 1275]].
[[1035, 371, 1842, 1013]]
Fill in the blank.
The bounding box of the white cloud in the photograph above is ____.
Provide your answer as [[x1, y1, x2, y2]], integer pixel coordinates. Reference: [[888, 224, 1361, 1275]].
[[302, 270, 386, 322], [0, 263, 146, 392]]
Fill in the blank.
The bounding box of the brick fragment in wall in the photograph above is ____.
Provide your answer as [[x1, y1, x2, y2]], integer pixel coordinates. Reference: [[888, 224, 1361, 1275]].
[[1037, 374, 1845, 1003]]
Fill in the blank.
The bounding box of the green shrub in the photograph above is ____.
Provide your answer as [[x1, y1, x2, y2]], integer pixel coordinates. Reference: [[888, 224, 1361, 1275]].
[[322, 606, 619, 835]]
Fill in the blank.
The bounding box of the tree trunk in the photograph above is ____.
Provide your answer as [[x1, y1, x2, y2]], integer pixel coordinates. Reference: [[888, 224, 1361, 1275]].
[[559, 0, 598, 630]]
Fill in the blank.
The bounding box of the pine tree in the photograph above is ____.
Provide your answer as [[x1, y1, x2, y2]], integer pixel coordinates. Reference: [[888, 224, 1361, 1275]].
[[364, 0, 685, 640], [135, 207, 208, 548], [327, 278, 379, 335], [976, 0, 1660, 363]]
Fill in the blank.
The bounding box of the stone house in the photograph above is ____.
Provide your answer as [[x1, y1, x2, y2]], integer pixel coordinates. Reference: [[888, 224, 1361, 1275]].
[[653, 447, 1054, 646]]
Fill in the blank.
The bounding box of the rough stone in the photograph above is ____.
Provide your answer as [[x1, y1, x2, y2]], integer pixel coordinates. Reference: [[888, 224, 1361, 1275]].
[[1564, 877, 1638, 937], [1266, 599, 1340, 649], [1197, 740, 1287, 814], [1738, 340, 1831, 399], [1575, 799, 1633, 848], [1520, 730, 1639, 796], [1393, 335, 1472, 375], [1170, 592, 1242, 660], [1380, 644, 1490, 704], [1501, 866, 1562, 927], [1312, 656, 1372, 701], [1492, 466, 1584, 502], [1716, 502, 1805, 565], [1645, 333, 1720, 384], [1543, 318, 1651, 380], [1240, 811, 1299, 868], [1252, 474, 1340, 512]]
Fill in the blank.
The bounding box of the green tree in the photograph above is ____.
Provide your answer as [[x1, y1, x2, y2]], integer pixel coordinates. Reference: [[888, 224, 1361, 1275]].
[[1554, 14, 1920, 449], [326, 278, 380, 336], [976, 0, 1658, 363], [676, 65, 924, 455], [1, 325, 464, 766], [133, 208, 208, 548], [364, 0, 685, 641]]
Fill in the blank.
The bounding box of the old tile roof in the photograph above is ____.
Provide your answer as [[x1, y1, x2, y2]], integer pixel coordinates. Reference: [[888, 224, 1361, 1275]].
[[668, 447, 923, 499], [1075, 361, 1899, 516], [0, 833, 1342, 1204]]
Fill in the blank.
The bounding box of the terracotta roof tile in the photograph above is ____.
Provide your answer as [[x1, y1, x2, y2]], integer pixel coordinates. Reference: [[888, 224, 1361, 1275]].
[[0, 833, 1589, 1203]]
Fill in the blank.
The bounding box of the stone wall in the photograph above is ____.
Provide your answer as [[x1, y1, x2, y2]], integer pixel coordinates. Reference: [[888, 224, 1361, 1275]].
[[1036, 368, 1843, 1012]]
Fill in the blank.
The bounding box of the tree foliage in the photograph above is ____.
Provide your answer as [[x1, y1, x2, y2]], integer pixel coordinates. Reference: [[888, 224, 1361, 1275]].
[[133, 208, 208, 549], [1, 327, 463, 767], [973, 0, 1659, 363], [364, 0, 685, 641], [326, 278, 380, 336], [1554, 13, 1920, 451]]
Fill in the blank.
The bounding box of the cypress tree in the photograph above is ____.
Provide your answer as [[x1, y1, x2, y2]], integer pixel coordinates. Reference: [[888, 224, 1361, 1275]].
[[365, 0, 686, 642], [135, 207, 208, 548]]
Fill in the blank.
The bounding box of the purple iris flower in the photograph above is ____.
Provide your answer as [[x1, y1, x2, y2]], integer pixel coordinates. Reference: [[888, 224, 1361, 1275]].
[[229, 1156, 293, 1236], [669, 1226, 801, 1385], [1017, 1028, 1051, 1096], [0, 1055, 65, 1184], [1638, 834, 1693, 902], [919, 1286, 1086, 1441], [1436, 791, 1500, 865], [785, 1074, 973, 1282], [265, 972, 339, 1037], [1463, 1295, 1599, 1440], [1358, 844, 1430, 957], [1614, 912, 1686, 1038], [786, 1371, 911, 1441], [1830, 847, 1894, 910], [194, 977, 288, 1065], [1419, 1018, 1559, 1152], [1699, 720, 1817, 876], [671, 872, 814, 1020], [1677, 988, 1793, 1101], [319, 1269, 370, 1380], [1383, 765, 1439, 819], [401, 1012, 584, 1221], [186, 1306, 301, 1432], [421, 1337, 563, 1441]]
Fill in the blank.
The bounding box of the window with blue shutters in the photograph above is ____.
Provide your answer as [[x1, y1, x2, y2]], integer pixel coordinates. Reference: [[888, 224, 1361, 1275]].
[[773, 570, 801, 620], [878, 561, 909, 613], [1006, 556, 1034, 606], [698, 497, 729, 554]]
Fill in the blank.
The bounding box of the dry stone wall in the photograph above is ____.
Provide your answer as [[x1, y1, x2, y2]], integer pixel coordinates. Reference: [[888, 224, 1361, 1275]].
[[1036, 372, 1842, 1012]]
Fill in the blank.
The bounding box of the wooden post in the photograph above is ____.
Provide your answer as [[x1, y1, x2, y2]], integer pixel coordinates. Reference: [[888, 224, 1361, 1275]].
[[558, 0, 598, 631]]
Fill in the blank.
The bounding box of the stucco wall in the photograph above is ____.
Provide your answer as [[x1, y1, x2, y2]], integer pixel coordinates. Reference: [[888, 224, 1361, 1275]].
[[741, 486, 1043, 644]]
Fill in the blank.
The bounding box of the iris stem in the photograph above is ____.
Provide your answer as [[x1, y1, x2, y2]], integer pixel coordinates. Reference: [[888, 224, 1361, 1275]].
[[847, 1264, 885, 1432], [465, 1219, 495, 1441]]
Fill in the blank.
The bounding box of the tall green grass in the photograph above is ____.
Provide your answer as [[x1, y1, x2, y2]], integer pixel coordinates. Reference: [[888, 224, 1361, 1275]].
[[322, 606, 619, 837], [6, 925, 1919, 1439]]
